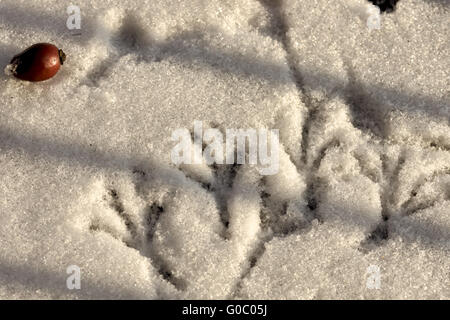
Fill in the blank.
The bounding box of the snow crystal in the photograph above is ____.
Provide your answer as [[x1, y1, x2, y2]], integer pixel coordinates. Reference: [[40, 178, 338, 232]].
[[0, 0, 448, 299]]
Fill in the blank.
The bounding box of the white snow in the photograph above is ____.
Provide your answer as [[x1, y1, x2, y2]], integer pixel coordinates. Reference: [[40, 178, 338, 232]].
[[0, 0, 448, 299]]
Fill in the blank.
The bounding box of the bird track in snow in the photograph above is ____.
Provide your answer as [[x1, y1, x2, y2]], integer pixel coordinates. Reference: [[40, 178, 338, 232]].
[[75, 3, 450, 298]]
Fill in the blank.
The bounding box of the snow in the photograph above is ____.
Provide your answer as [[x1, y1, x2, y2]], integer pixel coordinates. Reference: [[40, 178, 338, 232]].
[[0, 0, 448, 299]]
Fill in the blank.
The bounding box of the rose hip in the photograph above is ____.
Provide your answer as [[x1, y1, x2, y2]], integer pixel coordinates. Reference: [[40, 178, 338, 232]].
[[7, 43, 66, 82]]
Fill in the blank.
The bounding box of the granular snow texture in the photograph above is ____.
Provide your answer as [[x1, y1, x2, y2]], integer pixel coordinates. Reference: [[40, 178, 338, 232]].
[[0, 0, 448, 299]]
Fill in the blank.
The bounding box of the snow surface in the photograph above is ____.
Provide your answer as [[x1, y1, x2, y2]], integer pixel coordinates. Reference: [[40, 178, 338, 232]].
[[0, 0, 448, 299]]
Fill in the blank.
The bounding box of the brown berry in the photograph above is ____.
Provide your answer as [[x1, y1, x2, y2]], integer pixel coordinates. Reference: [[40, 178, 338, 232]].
[[7, 43, 66, 82]]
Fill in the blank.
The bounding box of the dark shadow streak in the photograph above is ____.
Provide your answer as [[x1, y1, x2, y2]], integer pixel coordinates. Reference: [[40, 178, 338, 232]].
[[0, 3, 446, 125], [2, 123, 449, 246], [0, 3, 449, 296], [0, 260, 146, 299], [0, 3, 95, 45], [0, 125, 182, 184], [147, 31, 449, 125], [390, 215, 450, 252], [0, 122, 449, 297]]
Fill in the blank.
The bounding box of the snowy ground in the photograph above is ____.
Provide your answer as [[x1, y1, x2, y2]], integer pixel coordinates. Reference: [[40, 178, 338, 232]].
[[0, 0, 448, 299]]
